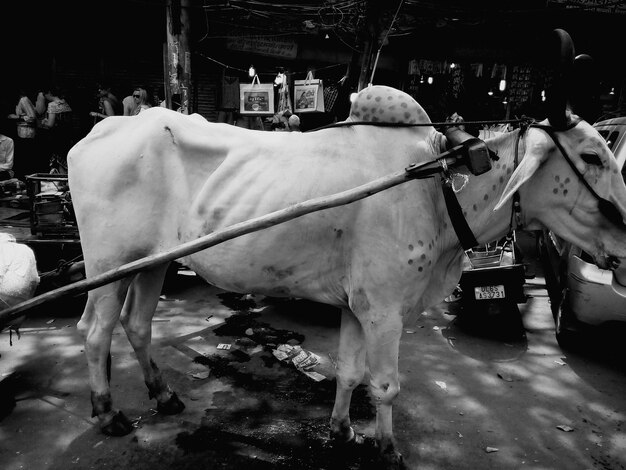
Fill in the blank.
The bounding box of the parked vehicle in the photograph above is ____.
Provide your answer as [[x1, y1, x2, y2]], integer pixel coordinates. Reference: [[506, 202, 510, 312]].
[[539, 117, 626, 348]]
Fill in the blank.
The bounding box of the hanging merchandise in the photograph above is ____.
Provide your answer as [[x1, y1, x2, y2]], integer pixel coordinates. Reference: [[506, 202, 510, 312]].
[[240, 74, 275, 116], [471, 63, 483, 78], [323, 82, 340, 113], [508, 65, 534, 107], [450, 65, 463, 98], [277, 72, 292, 114], [294, 71, 325, 113]]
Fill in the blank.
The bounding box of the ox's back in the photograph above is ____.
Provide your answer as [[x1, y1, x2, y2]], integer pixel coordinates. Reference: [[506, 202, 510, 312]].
[[68, 107, 441, 306]]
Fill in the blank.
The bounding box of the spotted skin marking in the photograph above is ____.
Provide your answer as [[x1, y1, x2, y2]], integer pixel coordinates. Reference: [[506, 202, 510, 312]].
[[418, 267, 423, 272], [553, 176, 571, 196], [408, 259, 413, 265], [418, 240, 424, 247], [473, 204, 478, 211], [408, 244, 414, 251], [483, 194, 489, 201]]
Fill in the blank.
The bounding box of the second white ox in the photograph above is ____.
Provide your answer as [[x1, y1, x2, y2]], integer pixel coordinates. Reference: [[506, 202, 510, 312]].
[[68, 85, 626, 467]]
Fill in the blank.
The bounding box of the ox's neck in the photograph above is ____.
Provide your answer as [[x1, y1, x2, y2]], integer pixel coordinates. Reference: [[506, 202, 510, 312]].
[[454, 130, 521, 246]]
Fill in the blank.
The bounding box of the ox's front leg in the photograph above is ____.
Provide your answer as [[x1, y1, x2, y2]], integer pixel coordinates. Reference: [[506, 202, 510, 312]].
[[363, 308, 404, 468], [120, 265, 185, 416], [77, 280, 134, 436], [330, 308, 366, 443]]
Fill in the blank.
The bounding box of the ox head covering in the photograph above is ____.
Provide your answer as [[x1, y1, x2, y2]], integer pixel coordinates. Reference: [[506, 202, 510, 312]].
[[348, 85, 430, 125]]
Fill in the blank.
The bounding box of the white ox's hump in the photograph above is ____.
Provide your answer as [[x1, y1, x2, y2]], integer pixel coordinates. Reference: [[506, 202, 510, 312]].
[[347, 85, 430, 125]]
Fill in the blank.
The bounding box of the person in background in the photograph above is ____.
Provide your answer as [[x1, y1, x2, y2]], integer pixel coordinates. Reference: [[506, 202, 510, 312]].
[[270, 110, 290, 131], [89, 83, 121, 122], [122, 92, 138, 116], [7, 87, 39, 178], [133, 87, 151, 114], [151, 86, 167, 108], [0, 133, 15, 181], [287, 114, 301, 132], [38, 86, 73, 172]]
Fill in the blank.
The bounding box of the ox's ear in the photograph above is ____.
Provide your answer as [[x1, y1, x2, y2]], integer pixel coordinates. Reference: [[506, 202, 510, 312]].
[[493, 154, 542, 211]]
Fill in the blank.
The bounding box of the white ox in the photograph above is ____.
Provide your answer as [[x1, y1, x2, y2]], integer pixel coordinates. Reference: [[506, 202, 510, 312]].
[[68, 85, 626, 468]]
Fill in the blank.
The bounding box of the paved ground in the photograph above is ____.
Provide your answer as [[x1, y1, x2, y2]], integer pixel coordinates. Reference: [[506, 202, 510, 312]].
[[1, 234, 626, 470]]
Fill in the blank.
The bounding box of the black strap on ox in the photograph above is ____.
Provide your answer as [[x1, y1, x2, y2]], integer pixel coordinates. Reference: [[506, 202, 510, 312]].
[[441, 167, 478, 250], [438, 138, 492, 250]]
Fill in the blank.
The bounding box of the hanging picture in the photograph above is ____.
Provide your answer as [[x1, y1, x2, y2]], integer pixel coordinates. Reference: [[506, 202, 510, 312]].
[[240, 74, 275, 115], [294, 71, 325, 113]]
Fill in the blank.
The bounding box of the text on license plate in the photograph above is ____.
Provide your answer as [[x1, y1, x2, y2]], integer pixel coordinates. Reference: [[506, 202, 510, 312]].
[[474, 285, 505, 300]]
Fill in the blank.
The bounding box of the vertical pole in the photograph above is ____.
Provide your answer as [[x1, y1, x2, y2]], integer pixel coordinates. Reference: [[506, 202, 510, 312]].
[[356, 0, 385, 92], [165, 0, 192, 113]]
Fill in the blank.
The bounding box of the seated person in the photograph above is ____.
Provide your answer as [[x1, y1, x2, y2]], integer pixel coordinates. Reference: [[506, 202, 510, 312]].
[[0, 133, 15, 181]]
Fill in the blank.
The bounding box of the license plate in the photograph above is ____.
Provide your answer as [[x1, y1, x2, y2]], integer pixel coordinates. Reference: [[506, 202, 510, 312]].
[[474, 285, 505, 300]]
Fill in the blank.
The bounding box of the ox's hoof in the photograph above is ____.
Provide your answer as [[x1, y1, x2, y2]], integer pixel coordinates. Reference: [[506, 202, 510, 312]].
[[379, 451, 405, 470], [157, 392, 185, 415], [100, 411, 133, 436], [330, 429, 376, 460]]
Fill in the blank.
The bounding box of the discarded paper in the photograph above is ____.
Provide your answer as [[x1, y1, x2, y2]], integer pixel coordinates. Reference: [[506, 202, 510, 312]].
[[485, 447, 499, 453], [190, 370, 210, 380], [435, 381, 447, 391], [217, 343, 231, 350], [272, 344, 321, 372], [291, 349, 320, 370], [272, 344, 302, 362], [302, 370, 326, 382], [497, 372, 514, 382], [556, 424, 574, 432]]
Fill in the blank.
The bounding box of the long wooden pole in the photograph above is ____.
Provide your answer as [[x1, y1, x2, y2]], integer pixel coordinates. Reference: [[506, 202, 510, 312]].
[[0, 153, 462, 326]]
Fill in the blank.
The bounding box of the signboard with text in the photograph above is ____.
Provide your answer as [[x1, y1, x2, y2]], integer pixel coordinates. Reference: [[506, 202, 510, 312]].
[[226, 36, 298, 59]]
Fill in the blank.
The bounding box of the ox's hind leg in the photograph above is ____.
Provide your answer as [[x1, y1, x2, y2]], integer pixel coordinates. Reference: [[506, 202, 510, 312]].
[[77, 278, 134, 436], [119, 264, 185, 416], [330, 308, 366, 443]]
